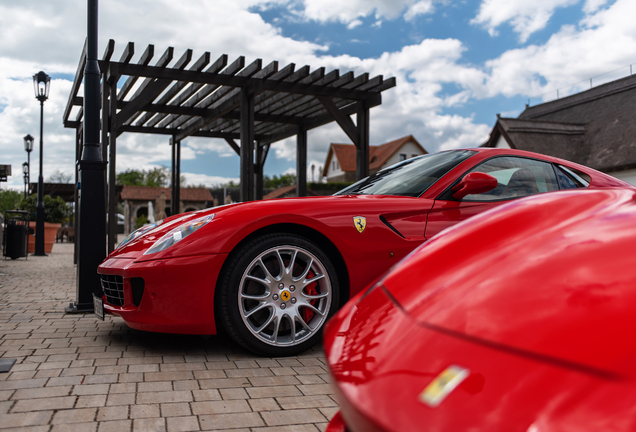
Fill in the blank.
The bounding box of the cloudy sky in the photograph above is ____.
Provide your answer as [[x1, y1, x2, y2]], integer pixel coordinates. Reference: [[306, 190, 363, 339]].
[[1, 0, 635, 190]]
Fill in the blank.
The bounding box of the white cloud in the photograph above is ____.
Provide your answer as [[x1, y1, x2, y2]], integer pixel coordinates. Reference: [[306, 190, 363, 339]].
[[297, 0, 438, 26], [471, 0, 580, 43], [182, 172, 240, 188], [483, 0, 636, 100]]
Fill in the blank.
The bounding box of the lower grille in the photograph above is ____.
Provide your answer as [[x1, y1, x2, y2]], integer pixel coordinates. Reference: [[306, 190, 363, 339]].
[[100, 274, 124, 306]]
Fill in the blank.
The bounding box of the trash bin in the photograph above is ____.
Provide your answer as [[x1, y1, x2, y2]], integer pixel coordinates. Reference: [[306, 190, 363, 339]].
[[3, 210, 30, 260]]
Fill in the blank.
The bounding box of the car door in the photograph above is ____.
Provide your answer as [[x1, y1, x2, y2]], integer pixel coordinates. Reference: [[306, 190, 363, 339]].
[[425, 156, 560, 239]]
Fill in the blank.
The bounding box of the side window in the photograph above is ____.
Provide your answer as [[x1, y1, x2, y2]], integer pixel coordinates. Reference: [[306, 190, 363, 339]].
[[399, 153, 407, 161], [463, 157, 559, 201], [556, 165, 590, 189]]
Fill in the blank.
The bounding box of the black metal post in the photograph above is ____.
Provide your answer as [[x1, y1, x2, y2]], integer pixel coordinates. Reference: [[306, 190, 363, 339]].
[[68, 0, 107, 313], [34, 99, 46, 256]]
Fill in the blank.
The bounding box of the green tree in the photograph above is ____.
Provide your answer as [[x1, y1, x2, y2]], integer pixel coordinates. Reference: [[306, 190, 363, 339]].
[[0, 189, 24, 217], [117, 169, 145, 186], [264, 173, 296, 189], [145, 167, 170, 187], [116, 166, 185, 188]]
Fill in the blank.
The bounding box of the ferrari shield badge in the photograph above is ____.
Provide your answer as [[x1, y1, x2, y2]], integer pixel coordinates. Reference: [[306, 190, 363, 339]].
[[353, 216, 367, 233], [419, 365, 470, 408]]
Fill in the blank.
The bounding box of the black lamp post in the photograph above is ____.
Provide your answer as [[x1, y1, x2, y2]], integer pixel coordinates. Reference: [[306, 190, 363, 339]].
[[22, 162, 28, 198], [33, 71, 50, 256], [23, 134, 34, 197]]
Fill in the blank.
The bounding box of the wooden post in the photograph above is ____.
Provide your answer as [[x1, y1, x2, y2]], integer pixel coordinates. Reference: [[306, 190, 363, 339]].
[[240, 86, 255, 202], [296, 126, 307, 197], [356, 100, 370, 180], [255, 141, 263, 200]]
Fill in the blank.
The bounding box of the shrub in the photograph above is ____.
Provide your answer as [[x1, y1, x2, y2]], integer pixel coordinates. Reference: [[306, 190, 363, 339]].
[[134, 214, 148, 230], [18, 194, 69, 223]]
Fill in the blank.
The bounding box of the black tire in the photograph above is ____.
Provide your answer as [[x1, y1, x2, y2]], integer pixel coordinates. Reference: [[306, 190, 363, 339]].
[[217, 233, 339, 356]]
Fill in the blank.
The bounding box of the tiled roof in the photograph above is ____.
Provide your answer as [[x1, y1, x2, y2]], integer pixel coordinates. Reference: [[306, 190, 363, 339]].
[[263, 185, 317, 199], [323, 135, 426, 176], [121, 186, 213, 202]]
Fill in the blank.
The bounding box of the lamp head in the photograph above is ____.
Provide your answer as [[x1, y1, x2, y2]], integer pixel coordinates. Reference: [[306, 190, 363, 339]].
[[23, 134, 34, 152], [33, 71, 51, 102]]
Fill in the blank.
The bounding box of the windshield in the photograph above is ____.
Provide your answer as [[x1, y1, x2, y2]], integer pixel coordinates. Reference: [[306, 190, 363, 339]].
[[335, 150, 476, 197]]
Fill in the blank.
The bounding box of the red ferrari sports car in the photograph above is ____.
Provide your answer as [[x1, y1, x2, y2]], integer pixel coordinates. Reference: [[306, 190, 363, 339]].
[[324, 187, 636, 431], [96, 148, 630, 356]]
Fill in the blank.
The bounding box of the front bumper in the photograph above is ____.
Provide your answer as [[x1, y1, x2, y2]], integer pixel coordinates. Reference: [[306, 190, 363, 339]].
[[98, 253, 227, 334]]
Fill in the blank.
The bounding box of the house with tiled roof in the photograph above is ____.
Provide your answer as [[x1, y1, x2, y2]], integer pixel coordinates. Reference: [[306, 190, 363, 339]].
[[482, 73, 636, 185], [120, 186, 213, 234], [322, 135, 427, 183]]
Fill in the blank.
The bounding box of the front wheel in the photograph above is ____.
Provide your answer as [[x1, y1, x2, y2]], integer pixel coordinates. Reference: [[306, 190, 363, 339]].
[[217, 233, 339, 356]]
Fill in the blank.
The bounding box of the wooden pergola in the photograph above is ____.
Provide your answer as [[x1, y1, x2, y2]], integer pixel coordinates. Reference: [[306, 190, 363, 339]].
[[63, 40, 395, 252]]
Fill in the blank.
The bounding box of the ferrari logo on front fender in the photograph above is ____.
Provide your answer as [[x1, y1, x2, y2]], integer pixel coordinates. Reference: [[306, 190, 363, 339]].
[[353, 216, 367, 233]]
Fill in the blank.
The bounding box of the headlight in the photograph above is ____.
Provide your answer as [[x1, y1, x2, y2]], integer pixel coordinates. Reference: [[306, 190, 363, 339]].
[[144, 214, 214, 255], [117, 220, 164, 250]]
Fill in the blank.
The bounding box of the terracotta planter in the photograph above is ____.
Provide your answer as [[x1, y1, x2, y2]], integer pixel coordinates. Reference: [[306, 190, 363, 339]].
[[27, 222, 62, 254]]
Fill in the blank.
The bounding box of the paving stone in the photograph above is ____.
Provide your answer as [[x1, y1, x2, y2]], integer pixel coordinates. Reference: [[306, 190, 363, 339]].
[[106, 392, 136, 406], [130, 403, 161, 418], [51, 422, 98, 432], [252, 426, 320, 432], [261, 408, 327, 426], [297, 384, 333, 396], [73, 383, 110, 395], [246, 386, 303, 399], [129, 364, 159, 373], [97, 405, 129, 421], [191, 399, 252, 415], [219, 388, 249, 400], [0, 411, 54, 428], [225, 368, 274, 378], [51, 407, 98, 423], [248, 398, 281, 412], [138, 381, 173, 393], [12, 385, 72, 399], [192, 370, 226, 380], [248, 376, 301, 387], [276, 395, 337, 410], [192, 389, 222, 402], [137, 390, 193, 404], [144, 371, 194, 382], [166, 415, 200, 432], [199, 378, 251, 389], [160, 402, 191, 417], [12, 395, 76, 412], [199, 412, 264, 430], [134, 417, 167, 432], [97, 419, 132, 432]]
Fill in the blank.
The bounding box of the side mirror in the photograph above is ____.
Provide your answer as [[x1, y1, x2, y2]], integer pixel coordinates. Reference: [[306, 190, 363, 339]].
[[452, 172, 498, 200]]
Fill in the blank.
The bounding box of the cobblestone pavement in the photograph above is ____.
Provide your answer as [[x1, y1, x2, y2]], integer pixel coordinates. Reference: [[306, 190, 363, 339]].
[[0, 242, 338, 431]]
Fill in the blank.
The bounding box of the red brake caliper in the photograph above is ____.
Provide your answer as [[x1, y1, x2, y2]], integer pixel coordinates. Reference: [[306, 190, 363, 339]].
[[301, 270, 318, 323]]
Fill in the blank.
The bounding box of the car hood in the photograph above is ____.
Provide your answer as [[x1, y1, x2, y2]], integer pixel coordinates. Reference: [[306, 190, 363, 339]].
[[381, 188, 636, 378]]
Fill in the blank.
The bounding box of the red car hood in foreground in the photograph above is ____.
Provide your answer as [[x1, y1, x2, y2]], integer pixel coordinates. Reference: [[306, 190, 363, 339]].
[[325, 188, 636, 432]]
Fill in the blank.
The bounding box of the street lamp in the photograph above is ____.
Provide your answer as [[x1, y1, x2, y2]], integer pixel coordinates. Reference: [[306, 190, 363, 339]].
[[23, 134, 34, 197], [33, 71, 50, 256], [22, 162, 28, 198]]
